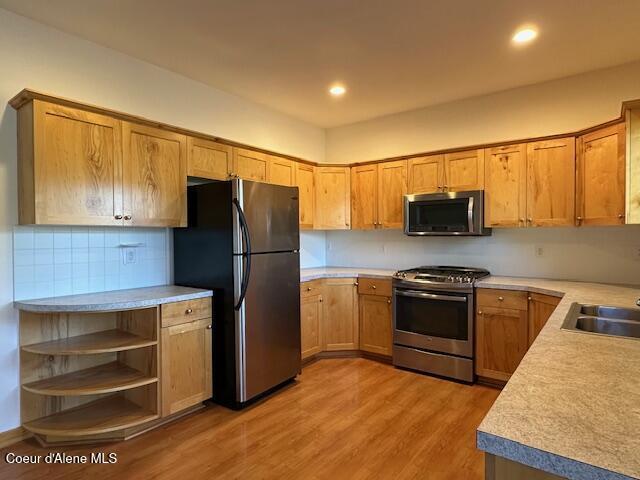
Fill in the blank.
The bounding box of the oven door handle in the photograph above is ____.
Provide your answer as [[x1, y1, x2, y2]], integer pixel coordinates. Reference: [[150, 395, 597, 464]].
[[394, 290, 467, 302]]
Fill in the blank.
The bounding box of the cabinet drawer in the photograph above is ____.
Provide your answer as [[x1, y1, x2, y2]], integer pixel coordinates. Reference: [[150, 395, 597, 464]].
[[161, 297, 212, 327], [301, 280, 323, 298], [476, 288, 528, 310], [357, 278, 392, 297]]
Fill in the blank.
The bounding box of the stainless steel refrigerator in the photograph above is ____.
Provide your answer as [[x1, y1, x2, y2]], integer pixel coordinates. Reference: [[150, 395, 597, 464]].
[[173, 179, 301, 409]]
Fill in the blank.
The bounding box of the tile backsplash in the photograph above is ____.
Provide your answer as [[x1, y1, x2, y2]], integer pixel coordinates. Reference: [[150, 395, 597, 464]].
[[13, 226, 171, 301]]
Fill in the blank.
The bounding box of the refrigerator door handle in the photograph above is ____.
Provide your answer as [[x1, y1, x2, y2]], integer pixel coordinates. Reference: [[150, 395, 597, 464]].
[[233, 198, 252, 310]]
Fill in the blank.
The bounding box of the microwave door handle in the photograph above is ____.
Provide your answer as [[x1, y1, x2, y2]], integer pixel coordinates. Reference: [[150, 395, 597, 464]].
[[467, 196, 474, 233], [395, 290, 467, 302]]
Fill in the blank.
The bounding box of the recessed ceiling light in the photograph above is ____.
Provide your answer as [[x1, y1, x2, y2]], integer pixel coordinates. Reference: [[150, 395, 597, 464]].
[[512, 27, 538, 44], [329, 84, 346, 97]]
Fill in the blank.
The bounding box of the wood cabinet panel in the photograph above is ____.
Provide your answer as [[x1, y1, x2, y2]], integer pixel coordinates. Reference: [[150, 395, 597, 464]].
[[295, 163, 315, 229], [186, 137, 232, 180], [321, 278, 358, 351], [161, 318, 212, 416], [377, 160, 407, 229], [359, 295, 392, 356], [477, 288, 528, 311], [357, 278, 392, 297], [232, 148, 268, 182], [24, 101, 124, 226], [314, 167, 351, 229], [268, 155, 296, 186], [527, 293, 561, 345], [577, 124, 626, 225], [301, 294, 323, 360], [484, 144, 526, 227], [122, 123, 187, 227], [351, 164, 378, 230], [407, 155, 444, 194], [526, 138, 575, 227], [300, 280, 323, 299], [475, 306, 528, 382], [444, 149, 484, 191]]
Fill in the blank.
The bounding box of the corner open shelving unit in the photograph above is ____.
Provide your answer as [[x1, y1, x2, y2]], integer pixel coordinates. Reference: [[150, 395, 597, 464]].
[[19, 307, 161, 446]]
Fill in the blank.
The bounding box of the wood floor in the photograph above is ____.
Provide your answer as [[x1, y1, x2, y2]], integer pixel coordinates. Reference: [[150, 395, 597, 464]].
[[0, 358, 500, 480]]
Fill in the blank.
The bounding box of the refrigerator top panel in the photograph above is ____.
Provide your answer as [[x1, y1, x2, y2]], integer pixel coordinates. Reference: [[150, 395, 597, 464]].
[[233, 179, 300, 255]]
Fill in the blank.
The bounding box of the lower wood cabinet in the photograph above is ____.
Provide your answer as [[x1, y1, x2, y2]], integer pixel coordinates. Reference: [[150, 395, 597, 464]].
[[321, 278, 359, 351], [161, 315, 212, 417], [476, 288, 560, 382], [300, 293, 323, 359], [359, 294, 392, 356]]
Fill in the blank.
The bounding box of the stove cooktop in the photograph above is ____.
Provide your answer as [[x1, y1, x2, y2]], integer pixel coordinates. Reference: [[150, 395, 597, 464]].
[[393, 265, 490, 285]]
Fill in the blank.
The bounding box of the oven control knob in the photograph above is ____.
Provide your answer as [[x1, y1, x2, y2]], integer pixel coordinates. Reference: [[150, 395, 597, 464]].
[[402, 273, 407, 278]]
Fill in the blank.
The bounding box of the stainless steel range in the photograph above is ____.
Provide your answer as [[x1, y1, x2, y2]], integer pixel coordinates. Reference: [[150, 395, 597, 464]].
[[392, 266, 490, 382]]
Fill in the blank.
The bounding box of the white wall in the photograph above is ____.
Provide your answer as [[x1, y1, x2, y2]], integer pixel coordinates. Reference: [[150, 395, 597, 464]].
[[300, 231, 327, 268], [326, 227, 640, 285], [326, 61, 640, 163], [0, 8, 326, 433]]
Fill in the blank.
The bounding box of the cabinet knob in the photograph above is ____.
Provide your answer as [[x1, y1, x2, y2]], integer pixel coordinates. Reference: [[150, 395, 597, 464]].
[[230, 172, 237, 178], [124, 215, 132, 221], [206, 324, 212, 329], [576, 216, 583, 221], [354, 282, 359, 286], [306, 287, 312, 291], [387, 299, 391, 304], [443, 185, 448, 191], [115, 214, 123, 220], [519, 218, 525, 224], [371, 285, 377, 289], [528, 296, 532, 301], [185, 308, 193, 314], [478, 310, 483, 315], [319, 298, 323, 302], [498, 296, 504, 301], [527, 218, 533, 223], [618, 214, 624, 219]]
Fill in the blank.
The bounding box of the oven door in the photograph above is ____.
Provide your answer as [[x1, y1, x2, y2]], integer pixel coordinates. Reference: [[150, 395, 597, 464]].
[[393, 288, 473, 358]]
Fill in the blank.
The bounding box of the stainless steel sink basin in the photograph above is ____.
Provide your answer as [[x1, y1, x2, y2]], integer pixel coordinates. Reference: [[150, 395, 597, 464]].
[[562, 303, 640, 340]]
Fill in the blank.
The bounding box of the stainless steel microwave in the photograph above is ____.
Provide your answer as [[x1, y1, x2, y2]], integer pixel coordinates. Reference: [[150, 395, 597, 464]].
[[403, 190, 491, 236]]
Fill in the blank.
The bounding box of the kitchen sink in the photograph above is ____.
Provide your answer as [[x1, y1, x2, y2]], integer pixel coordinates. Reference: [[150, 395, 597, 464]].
[[562, 303, 640, 340]]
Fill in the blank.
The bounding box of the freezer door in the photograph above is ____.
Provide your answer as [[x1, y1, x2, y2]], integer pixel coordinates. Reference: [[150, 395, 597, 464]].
[[233, 179, 299, 254], [234, 251, 301, 402]]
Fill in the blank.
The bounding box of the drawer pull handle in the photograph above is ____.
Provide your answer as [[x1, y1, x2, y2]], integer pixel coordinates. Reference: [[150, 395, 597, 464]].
[[185, 308, 193, 314]]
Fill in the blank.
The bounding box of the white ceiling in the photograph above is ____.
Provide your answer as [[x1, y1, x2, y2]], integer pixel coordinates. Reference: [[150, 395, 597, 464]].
[[2, 0, 640, 128]]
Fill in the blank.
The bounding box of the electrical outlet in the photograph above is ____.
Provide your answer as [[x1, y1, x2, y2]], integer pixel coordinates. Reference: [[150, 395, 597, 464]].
[[535, 246, 544, 257], [123, 247, 137, 265]]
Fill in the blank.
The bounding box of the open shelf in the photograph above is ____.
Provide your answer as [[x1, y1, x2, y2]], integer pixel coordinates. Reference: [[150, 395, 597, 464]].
[[21, 329, 157, 355], [23, 395, 159, 437], [22, 362, 158, 396]]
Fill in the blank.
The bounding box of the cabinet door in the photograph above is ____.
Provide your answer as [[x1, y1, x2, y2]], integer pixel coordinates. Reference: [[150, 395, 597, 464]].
[[444, 149, 484, 192], [187, 137, 232, 180], [301, 294, 323, 359], [577, 124, 626, 225], [122, 122, 187, 227], [29, 101, 124, 226], [475, 306, 528, 382], [407, 155, 444, 194], [161, 318, 212, 416], [359, 294, 392, 356], [232, 148, 268, 182], [527, 293, 560, 346], [351, 164, 378, 230], [377, 160, 407, 229], [322, 278, 358, 351], [484, 144, 526, 227], [526, 138, 575, 227], [295, 163, 315, 229], [314, 167, 351, 229], [268, 155, 296, 186]]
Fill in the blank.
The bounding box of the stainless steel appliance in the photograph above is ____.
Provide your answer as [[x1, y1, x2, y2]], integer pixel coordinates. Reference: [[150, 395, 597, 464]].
[[404, 190, 491, 236], [173, 179, 301, 409], [392, 266, 490, 382]]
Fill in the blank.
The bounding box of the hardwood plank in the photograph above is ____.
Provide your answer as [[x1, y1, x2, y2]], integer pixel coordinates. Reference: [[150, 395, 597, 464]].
[[22, 330, 157, 355], [0, 358, 500, 480], [22, 362, 158, 396]]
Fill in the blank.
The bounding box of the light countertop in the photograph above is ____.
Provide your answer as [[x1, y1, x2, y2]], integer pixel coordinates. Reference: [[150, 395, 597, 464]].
[[301, 267, 396, 281], [14, 285, 213, 313]]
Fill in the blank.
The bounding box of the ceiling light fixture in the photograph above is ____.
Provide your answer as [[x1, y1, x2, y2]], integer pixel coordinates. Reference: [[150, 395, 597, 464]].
[[329, 84, 346, 97], [512, 27, 538, 44]]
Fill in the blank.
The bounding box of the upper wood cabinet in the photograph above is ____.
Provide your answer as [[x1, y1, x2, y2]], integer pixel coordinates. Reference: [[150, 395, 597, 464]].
[[268, 155, 296, 186], [17, 100, 125, 226], [321, 278, 359, 351], [576, 124, 626, 225], [526, 138, 575, 227], [443, 149, 484, 192], [408, 155, 444, 194], [351, 160, 407, 230], [314, 166, 351, 229], [232, 148, 268, 182], [295, 163, 315, 229], [122, 122, 187, 227], [186, 137, 232, 180], [351, 164, 378, 229], [484, 144, 527, 227]]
